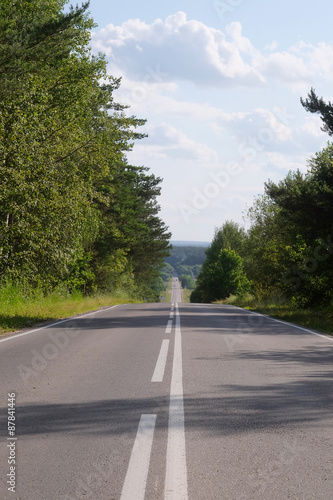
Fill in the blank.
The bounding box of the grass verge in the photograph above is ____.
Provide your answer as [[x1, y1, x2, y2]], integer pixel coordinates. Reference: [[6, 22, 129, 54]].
[[160, 280, 172, 303], [0, 284, 139, 335], [182, 288, 192, 303], [224, 294, 333, 336]]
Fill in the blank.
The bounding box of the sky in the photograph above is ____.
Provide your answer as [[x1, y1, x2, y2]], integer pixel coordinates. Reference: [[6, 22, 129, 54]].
[[85, 0, 333, 242]]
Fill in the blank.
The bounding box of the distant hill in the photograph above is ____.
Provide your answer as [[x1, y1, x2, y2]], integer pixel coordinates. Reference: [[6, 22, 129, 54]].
[[162, 243, 208, 284], [171, 241, 210, 247]]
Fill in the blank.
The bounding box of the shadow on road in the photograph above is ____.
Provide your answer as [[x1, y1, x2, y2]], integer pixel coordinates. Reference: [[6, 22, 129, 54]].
[[0, 315, 57, 334], [1, 372, 332, 439], [1, 303, 332, 440]]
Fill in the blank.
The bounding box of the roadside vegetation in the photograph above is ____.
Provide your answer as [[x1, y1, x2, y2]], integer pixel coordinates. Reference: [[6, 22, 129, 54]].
[[182, 288, 192, 303], [223, 294, 333, 336], [190, 89, 333, 336], [161, 245, 206, 291], [164, 245, 206, 280], [0, 0, 170, 329], [160, 279, 173, 303], [0, 281, 139, 334]]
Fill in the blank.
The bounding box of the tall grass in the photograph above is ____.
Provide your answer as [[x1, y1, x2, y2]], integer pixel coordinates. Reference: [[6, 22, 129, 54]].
[[160, 279, 172, 303], [182, 288, 192, 303], [0, 282, 136, 334], [223, 293, 333, 336]]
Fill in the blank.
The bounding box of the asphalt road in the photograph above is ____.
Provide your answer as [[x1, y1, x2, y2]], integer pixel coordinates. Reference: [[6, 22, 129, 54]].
[[170, 277, 182, 303], [1, 295, 333, 499]]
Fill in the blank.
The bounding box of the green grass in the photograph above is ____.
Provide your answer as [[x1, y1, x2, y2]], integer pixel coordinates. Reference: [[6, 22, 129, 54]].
[[224, 294, 333, 336], [182, 288, 192, 303], [160, 279, 172, 303], [159, 281, 194, 303], [0, 283, 138, 335]]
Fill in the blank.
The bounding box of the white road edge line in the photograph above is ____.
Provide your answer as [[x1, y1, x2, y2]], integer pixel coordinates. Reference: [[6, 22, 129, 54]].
[[165, 319, 173, 334], [231, 305, 333, 342], [165, 303, 188, 500], [151, 339, 170, 382], [120, 414, 157, 500], [0, 305, 121, 344]]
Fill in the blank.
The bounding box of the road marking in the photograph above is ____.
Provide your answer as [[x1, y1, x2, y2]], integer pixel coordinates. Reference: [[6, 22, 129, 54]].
[[120, 414, 157, 500], [165, 303, 188, 500], [231, 306, 333, 343], [169, 311, 174, 318], [151, 339, 170, 382], [165, 319, 173, 334], [0, 305, 121, 344]]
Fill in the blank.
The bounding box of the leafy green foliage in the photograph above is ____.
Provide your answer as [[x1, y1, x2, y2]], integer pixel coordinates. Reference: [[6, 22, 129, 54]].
[[190, 94, 333, 308], [261, 143, 333, 306], [190, 222, 251, 303], [301, 88, 333, 136], [160, 263, 174, 282], [164, 246, 206, 279], [0, 0, 170, 301], [180, 274, 196, 289], [240, 134, 333, 307]]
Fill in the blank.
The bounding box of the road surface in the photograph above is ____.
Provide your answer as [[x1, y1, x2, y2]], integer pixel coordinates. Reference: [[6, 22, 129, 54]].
[[170, 276, 182, 303], [1, 302, 333, 499]]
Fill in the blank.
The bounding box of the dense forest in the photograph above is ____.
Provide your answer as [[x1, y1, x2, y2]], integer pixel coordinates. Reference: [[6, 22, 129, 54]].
[[0, 0, 171, 301], [191, 89, 333, 308]]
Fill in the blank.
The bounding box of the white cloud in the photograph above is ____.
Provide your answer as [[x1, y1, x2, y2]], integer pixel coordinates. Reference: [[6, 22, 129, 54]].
[[92, 14, 264, 87], [261, 51, 310, 82], [92, 13, 333, 89], [265, 152, 306, 171], [265, 41, 279, 52], [129, 123, 219, 165], [222, 107, 294, 151], [217, 107, 327, 159], [91, 12, 333, 241], [300, 116, 325, 137]]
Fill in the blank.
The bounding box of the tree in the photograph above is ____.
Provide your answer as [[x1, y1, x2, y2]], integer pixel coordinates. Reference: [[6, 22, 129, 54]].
[[244, 193, 297, 297], [180, 274, 195, 289], [190, 226, 251, 303], [92, 164, 171, 299], [161, 263, 174, 283], [0, 0, 107, 285], [263, 144, 333, 306], [301, 88, 333, 136], [0, 0, 171, 299]]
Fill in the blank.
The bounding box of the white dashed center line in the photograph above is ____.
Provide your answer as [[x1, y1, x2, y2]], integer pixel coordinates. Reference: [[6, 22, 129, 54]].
[[165, 303, 188, 500], [120, 414, 157, 500], [151, 339, 170, 382]]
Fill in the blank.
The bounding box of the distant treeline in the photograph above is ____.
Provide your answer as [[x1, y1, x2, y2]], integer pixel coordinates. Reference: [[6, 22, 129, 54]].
[[0, 1, 170, 301], [162, 246, 207, 289], [191, 89, 333, 308]]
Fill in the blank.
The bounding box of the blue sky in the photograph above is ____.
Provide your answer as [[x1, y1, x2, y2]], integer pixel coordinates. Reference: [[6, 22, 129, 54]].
[[85, 0, 333, 242]]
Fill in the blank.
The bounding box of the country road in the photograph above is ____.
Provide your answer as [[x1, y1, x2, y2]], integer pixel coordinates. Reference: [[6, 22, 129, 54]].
[[170, 276, 182, 303], [1, 291, 333, 498]]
